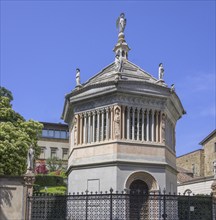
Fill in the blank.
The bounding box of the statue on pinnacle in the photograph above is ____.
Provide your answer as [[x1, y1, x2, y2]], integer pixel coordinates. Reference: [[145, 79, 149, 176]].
[[116, 13, 126, 34]]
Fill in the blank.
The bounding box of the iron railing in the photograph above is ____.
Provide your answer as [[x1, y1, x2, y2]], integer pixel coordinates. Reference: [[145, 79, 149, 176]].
[[28, 189, 216, 220]]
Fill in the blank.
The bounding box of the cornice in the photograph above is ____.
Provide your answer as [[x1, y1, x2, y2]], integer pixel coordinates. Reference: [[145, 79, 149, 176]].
[[66, 160, 177, 176]]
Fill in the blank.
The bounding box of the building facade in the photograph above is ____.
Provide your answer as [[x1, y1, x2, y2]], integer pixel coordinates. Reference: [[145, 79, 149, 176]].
[[36, 122, 69, 169], [62, 14, 185, 194], [177, 129, 216, 195], [177, 149, 204, 177]]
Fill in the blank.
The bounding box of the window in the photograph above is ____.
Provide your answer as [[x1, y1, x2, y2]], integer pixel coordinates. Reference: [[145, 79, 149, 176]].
[[214, 143, 216, 152], [62, 148, 68, 160], [42, 129, 49, 137], [192, 164, 195, 175], [41, 128, 69, 139], [40, 147, 46, 159], [50, 148, 57, 158], [48, 130, 54, 137], [54, 130, 61, 138], [60, 131, 67, 139]]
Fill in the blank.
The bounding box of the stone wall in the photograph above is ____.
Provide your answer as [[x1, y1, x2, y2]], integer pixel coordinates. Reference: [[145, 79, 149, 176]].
[[203, 132, 216, 176], [176, 149, 204, 177], [178, 176, 214, 195], [0, 175, 34, 220]]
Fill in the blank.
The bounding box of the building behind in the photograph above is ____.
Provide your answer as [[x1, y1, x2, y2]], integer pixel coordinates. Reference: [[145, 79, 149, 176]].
[[177, 129, 216, 195], [36, 122, 69, 170]]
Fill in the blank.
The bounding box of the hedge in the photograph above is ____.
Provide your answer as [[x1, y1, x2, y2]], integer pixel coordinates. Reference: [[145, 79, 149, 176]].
[[35, 174, 66, 187]]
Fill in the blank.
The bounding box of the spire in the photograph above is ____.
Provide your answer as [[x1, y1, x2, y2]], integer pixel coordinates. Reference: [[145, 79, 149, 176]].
[[113, 13, 130, 60]]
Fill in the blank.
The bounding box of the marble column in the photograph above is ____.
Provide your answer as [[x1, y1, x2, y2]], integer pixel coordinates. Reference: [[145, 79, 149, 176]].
[[122, 106, 125, 139], [106, 108, 109, 140], [142, 109, 144, 141], [80, 114, 83, 145], [88, 112, 91, 143], [152, 110, 155, 142], [76, 115, 79, 145], [127, 107, 130, 139], [132, 108, 135, 140], [146, 109, 149, 142], [137, 108, 140, 141], [110, 107, 114, 140], [92, 111, 95, 143], [84, 113, 87, 144], [155, 111, 159, 142], [101, 109, 104, 141], [97, 110, 100, 142]]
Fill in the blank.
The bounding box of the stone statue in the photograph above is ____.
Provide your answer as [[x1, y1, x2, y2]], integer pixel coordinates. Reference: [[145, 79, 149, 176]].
[[74, 117, 77, 145], [114, 107, 121, 139], [170, 84, 175, 93], [161, 114, 166, 143], [158, 63, 164, 80], [27, 145, 34, 171], [115, 54, 123, 73], [76, 68, 81, 86], [116, 13, 126, 33]]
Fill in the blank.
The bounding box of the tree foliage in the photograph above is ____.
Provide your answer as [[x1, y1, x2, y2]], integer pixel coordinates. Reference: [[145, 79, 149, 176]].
[[0, 87, 43, 175], [46, 157, 65, 172], [0, 86, 13, 102]]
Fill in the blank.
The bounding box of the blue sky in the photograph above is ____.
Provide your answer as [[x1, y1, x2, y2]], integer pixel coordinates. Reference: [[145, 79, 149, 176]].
[[1, 1, 215, 156]]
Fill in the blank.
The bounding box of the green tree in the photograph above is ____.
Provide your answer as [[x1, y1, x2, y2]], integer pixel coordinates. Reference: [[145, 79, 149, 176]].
[[0, 86, 13, 102], [46, 157, 64, 172], [0, 87, 43, 175]]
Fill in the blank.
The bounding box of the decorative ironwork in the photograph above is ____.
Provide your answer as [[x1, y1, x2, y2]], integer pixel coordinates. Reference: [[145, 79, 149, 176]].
[[28, 189, 216, 220]]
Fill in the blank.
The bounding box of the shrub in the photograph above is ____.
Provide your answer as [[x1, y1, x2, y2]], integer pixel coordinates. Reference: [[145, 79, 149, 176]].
[[35, 174, 66, 187]]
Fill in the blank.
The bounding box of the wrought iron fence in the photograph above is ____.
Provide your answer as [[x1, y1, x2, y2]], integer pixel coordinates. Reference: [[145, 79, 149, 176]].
[[28, 189, 216, 220]]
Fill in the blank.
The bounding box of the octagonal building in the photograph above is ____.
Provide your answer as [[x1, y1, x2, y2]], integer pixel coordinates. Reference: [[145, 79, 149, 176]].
[[62, 15, 185, 194]]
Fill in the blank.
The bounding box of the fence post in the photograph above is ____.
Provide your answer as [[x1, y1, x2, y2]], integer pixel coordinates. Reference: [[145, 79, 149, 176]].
[[26, 193, 30, 220], [162, 189, 167, 220], [85, 190, 88, 220], [110, 188, 113, 220], [210, 195, 213, 220], [188, 194, 190, 220]]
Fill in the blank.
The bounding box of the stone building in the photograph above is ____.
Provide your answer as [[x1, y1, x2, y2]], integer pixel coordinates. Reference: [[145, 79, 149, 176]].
[[62, 14, 185, 194], [177, 149, 204, 177], [177, 129, 216, 195], [201, 129, 216, 177]]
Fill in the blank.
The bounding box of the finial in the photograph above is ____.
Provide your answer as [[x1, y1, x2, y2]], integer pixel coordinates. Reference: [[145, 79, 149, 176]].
[[158, 63, 164, 80], [113, 13, 130, 61]]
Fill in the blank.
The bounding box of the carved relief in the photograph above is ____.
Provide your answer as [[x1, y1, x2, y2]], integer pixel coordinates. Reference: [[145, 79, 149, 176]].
[[114, 106, 121, 139], [75, 94, 166, 113], [24, 175, 35, 186], [74, 116, 78, 145], [161, 113, 166, 144]]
